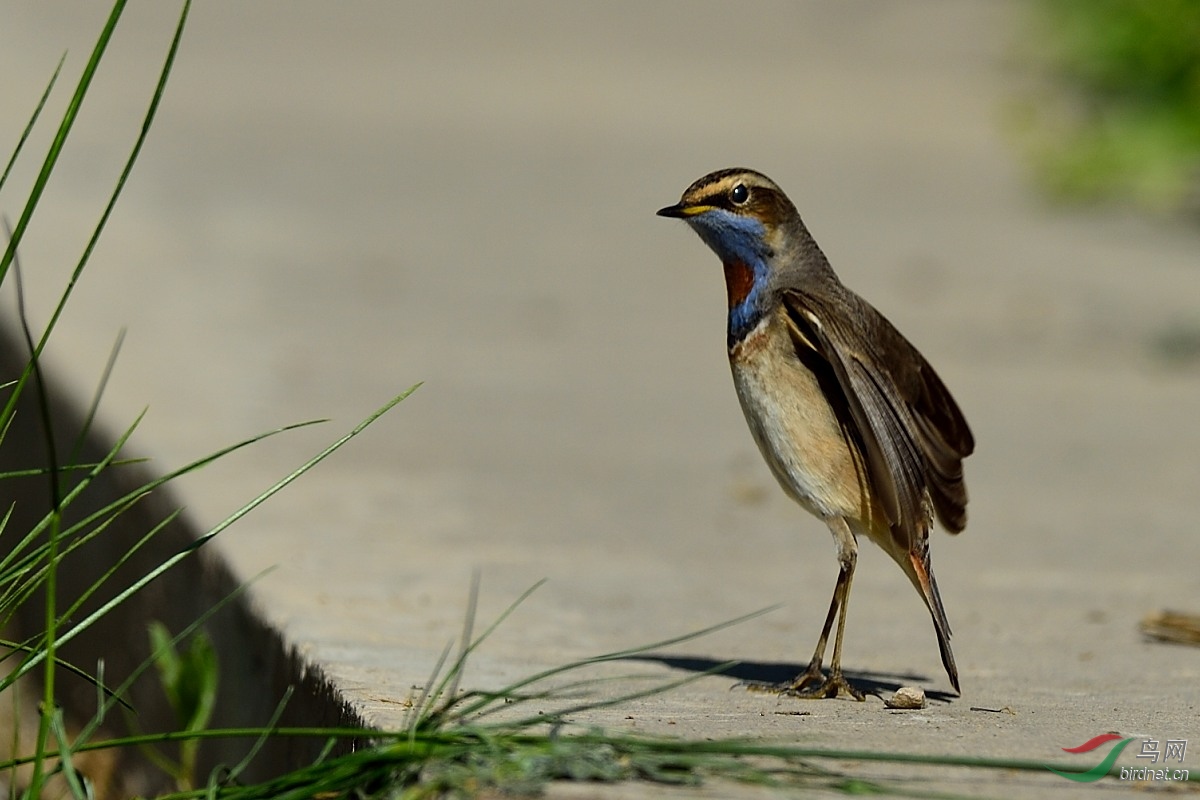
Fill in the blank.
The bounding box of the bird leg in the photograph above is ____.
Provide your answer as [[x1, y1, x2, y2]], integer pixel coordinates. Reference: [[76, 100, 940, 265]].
[[783, 566, 848, 694], [745, 519, 865, 700]]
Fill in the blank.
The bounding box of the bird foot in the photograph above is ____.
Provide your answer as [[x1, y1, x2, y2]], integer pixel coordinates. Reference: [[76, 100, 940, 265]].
[[741, 665, 865, 701]]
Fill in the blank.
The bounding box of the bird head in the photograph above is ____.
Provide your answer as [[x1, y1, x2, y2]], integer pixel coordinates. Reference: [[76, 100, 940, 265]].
[[656, 168, 800, 267]]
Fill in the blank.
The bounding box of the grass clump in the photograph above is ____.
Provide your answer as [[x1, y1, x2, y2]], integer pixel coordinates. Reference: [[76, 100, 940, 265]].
[[55, 579, 1164, 799], [1012, 0, 1200, 218]]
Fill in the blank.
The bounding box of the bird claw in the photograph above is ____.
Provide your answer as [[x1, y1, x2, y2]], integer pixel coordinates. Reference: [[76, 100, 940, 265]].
[[786, 670, 866, 701], [739, 665, 866, 701]]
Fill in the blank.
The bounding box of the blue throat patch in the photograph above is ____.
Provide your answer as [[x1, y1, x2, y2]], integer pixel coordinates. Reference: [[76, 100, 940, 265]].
[[687, 211, 772, 347]]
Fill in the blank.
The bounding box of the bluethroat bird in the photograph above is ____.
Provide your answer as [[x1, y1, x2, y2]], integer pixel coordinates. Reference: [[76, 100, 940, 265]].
[[658, 168, 974, 699]]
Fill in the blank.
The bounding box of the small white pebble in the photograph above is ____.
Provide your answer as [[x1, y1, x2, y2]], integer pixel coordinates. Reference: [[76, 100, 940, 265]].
[[885, 686, 926, 709]]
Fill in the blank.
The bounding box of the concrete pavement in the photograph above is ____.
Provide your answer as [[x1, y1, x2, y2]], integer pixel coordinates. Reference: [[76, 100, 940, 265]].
[[2, 2, 1198, 796]]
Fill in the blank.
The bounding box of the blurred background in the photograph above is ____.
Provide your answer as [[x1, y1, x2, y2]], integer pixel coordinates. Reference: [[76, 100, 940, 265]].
[[1, 0, 1198, 767], [1015, 0, 1200, 219]]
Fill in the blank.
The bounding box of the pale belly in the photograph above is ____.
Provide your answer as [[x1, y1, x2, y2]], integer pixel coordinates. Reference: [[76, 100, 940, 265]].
[[729, 317, 873, 527]]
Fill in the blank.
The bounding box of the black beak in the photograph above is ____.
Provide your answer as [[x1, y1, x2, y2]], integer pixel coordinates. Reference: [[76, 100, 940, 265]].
[[656, 203, 688, 218]]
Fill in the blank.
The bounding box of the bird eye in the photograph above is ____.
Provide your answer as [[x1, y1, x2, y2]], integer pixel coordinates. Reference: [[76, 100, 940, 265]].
[[730, 183, 749, 205]]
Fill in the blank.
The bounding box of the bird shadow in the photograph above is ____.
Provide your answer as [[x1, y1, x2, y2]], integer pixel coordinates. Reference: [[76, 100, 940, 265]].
[[622, 653, 958, 704]]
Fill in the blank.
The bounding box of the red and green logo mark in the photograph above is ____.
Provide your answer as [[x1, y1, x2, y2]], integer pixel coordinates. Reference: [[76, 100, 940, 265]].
[[1048, 734, 1134, 782]]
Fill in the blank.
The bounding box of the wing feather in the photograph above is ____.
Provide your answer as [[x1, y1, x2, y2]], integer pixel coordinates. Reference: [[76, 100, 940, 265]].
[[781, 290, 973, 548]]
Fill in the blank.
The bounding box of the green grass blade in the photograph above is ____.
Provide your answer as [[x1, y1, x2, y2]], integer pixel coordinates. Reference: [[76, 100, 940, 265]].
[[183, 385, 419, 551], [0, 638, 131, 712], [48, 709, 90, 798], [443, 570, 480, 706], [0, 56, 64, 196], [0, 459, 148, 480], [0, 0, 125, 294], [416, 577, 547, 729], [214, 685, 294, 788], [67, 328, 127, 471], [445, 603, 777, 722]]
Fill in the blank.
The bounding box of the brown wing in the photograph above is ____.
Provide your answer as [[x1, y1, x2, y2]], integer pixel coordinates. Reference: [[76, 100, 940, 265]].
[[780, 289, 974, 548]]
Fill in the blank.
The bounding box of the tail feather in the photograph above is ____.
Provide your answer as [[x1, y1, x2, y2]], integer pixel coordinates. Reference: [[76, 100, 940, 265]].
[[908, 552, 959, 694]]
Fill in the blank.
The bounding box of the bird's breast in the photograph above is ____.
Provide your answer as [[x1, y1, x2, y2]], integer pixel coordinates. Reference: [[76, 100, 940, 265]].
[[729, 310, 880, 530]]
